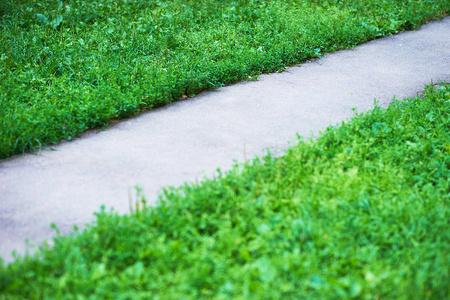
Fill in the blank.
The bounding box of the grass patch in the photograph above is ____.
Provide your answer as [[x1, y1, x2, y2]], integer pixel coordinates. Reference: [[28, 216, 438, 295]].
[[1, 83, 449, 298], [1, 0, 449, 158]]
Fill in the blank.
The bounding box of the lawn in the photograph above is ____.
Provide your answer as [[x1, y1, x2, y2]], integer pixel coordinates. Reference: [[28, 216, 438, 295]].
[[1, 83, 449, 298], [0, 0, 449, 158]]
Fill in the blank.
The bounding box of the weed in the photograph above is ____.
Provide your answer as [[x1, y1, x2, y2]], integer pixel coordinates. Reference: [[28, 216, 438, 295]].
[[1, 0, 449, 158], [1, 83, 449, 298]]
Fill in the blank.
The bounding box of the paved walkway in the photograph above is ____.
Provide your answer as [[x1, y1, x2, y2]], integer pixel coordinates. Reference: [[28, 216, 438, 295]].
[[1, 17, 449, 263]]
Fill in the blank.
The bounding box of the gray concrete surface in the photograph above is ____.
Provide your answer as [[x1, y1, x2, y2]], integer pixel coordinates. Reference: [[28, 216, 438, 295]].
[[1, 17, 449, 263]]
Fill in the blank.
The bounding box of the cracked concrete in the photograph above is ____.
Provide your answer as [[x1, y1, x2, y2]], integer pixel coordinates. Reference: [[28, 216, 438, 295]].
[[1, 17, 449, 263]]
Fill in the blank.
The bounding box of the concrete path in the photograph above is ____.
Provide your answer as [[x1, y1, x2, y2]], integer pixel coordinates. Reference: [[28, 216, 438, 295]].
[[1, 17, 449, 263]]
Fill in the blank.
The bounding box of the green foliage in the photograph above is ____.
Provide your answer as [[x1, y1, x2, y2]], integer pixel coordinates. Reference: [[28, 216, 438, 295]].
[[1, 83, 449, 298], [0, 0, 449, 158]]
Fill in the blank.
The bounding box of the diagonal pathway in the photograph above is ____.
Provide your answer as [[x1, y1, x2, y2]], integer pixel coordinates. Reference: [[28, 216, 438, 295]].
[[1, 17, 449, 263]]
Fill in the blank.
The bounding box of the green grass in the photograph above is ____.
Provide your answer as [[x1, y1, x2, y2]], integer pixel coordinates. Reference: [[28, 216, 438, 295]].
[[1, 83, 449, 299], [0, 0, 449, 158]]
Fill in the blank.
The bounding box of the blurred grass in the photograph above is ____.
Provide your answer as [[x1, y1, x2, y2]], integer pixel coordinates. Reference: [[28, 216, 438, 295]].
[[1, 0, 449, 158], [1, 83, 449, 299]]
